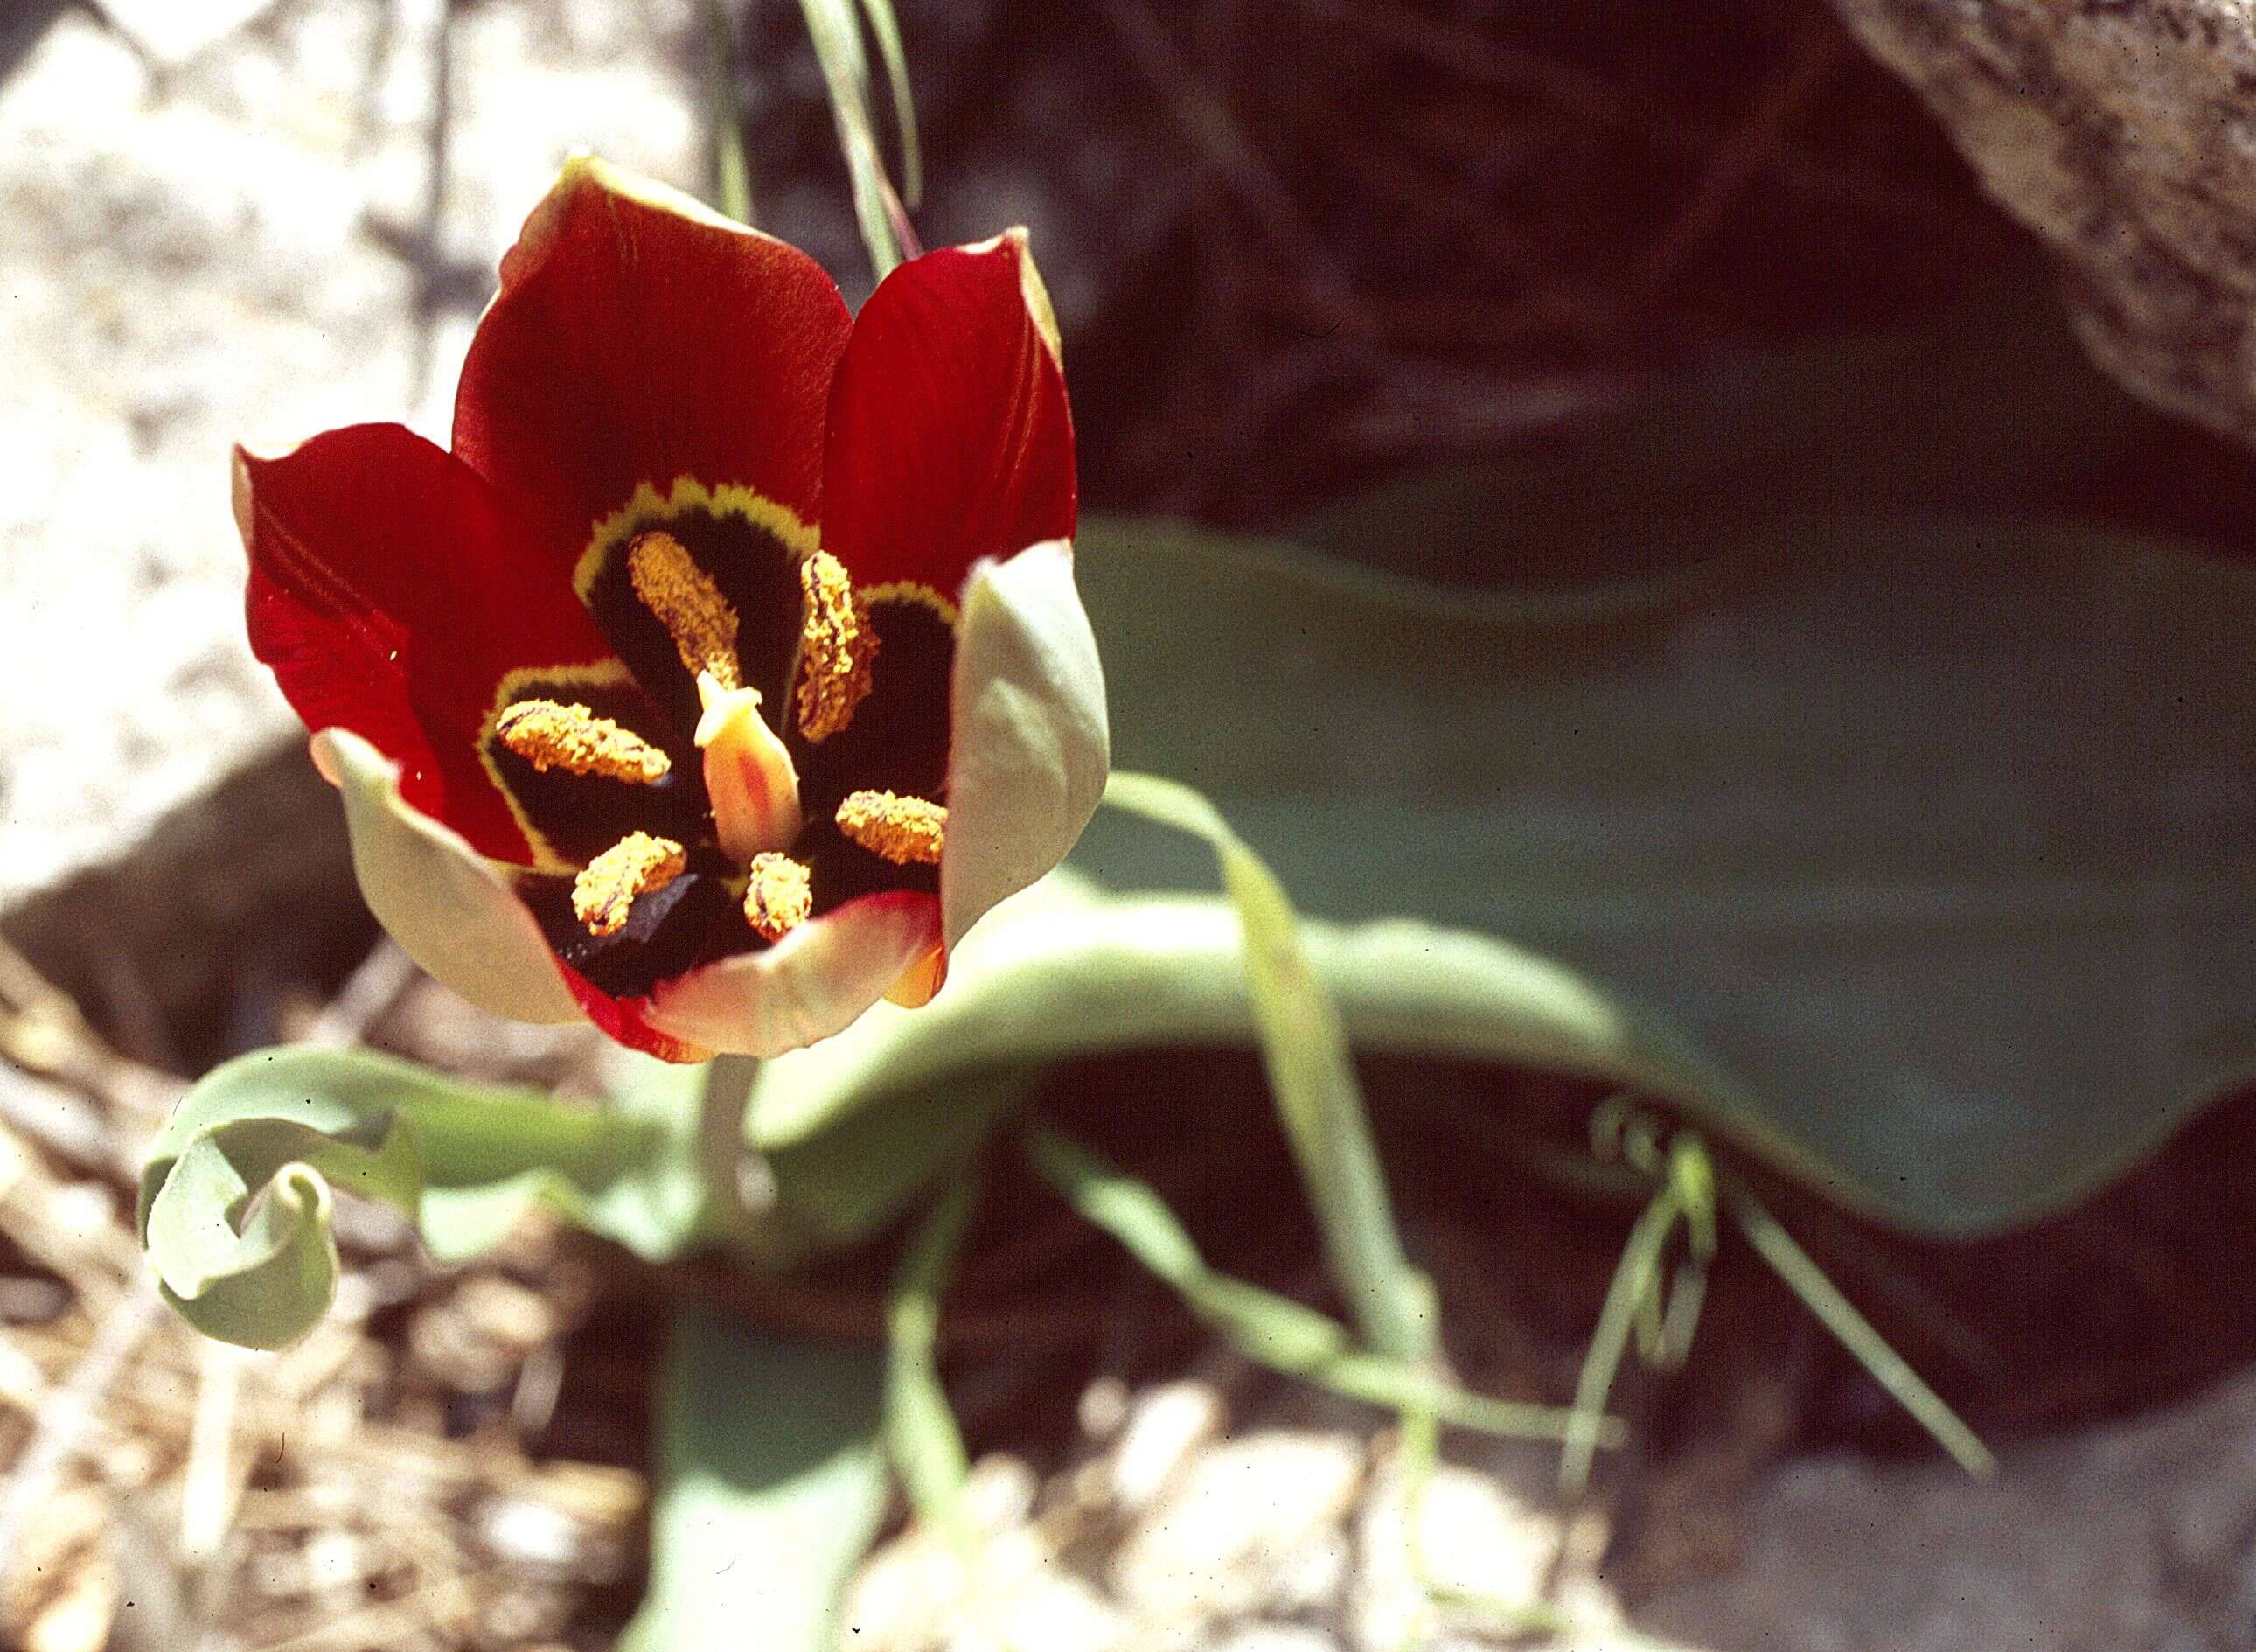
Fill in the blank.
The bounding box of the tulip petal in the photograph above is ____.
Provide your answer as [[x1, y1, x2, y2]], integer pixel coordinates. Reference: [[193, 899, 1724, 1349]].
[[556, 966, 714, 1066], [238, 427, 642, 865], [639, 892, 943, 1058], [317, 728, 584, 1026], [454, 155, 851, 567], [822, 231, 1075, 594], [941, 542, 1109, 951]]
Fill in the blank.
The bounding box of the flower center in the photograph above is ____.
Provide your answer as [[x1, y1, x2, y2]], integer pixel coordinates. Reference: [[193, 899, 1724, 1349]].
[[494, 508, 958, 958], [694, 675, 804, 864]]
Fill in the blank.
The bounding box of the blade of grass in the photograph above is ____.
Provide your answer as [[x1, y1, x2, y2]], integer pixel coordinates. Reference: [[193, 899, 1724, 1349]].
[[1020, 1124, 1607, 1446], [797, 0, 905, 277], [853, 0, 921, 205], [1102, 770, 1430, 1363], [1560, 1175, 1681, 1492], [703, 0, 752, 225], [885, 1168, 978, 1552], [1647, 1134, 1717, 1371], [1724, 1176, 1995, 1476]]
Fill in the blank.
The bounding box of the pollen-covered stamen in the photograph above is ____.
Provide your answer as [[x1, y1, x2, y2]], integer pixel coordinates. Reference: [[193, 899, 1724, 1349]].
[[495, 699, 672, 783], [629, 530, 742, 691], [742, 851, 813, 941], [836, 790, 947, 866], [795, 550, 879, 742], [572, 831, 687, 938]]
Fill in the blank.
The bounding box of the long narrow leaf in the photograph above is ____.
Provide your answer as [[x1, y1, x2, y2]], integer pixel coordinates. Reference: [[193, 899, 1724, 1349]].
[[702, 0, 752, 224], [1022, 1125, 1607, 1446], [1725, 1179, 1995, 1475], [1103, 770, 1430, 1362], [1560, 1179, 1681, 1492], [797, 0, 905, 276], [854, 0, 921, 204]]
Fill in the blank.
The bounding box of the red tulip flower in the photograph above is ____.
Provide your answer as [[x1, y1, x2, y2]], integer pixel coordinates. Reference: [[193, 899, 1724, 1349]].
[[234, 158, 1107, 1063]]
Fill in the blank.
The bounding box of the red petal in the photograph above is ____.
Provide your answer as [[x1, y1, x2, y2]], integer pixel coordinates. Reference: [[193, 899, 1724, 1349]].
[[238, 424, 622, 862], [454, 157, 851, 562], [822, 231, 1075, 593], [557, 963, 714, 1064]]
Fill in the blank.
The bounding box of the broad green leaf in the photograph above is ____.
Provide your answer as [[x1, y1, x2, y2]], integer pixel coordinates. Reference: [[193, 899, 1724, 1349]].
[[1291, 304, 2162, 594], [749, 879, 1722, 1152], [620, 1309, 888, 1652], [140, 1047, 707, 1348], [1067, 512, 2256, 1235], [755, 1070, 1028, 1264]]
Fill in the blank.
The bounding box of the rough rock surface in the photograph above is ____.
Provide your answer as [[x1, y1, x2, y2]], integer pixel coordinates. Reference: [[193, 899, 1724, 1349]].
[[842, 1363, 2256, 1651], [1829, 0, 2256, 442]]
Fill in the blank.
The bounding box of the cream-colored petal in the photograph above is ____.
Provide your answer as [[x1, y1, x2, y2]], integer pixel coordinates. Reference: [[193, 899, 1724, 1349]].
[[639, 892, 943, 1057], [316, 728, 582, 1025], [941, 540, 1110, 951]]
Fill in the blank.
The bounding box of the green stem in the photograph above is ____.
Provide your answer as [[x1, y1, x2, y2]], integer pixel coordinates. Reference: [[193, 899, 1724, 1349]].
[[695, 1053, 762, 1245]]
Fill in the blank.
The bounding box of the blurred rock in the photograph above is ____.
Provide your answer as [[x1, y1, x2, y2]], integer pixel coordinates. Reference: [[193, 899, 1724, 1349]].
[[1111, 1380, 1228, 1514], [989, 1572, 1131, 1652], [1642, 1361, 2256, 1652], [1348, 1462, 1558, 1652], [1832, 0, 2256, 446], [1211, 1627, 1340, 1652], [1108, 1432, 1365, 1624]]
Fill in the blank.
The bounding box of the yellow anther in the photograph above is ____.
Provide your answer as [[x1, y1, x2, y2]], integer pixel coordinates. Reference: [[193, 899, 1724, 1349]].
[[571, 831, 687, 938], [495, 698, 672, 783], [795, 550, 879, 742], [742, 852, 814, 941], [836, 790, 947, 866], [629, 530, 741, 690]]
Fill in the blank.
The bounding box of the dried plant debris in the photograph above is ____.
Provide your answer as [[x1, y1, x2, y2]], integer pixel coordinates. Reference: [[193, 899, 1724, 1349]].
[[0, 944, 635, 1652]]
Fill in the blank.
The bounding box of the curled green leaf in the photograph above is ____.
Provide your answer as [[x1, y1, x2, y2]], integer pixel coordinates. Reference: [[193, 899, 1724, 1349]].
[[140, 1046, 712, 1349]]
